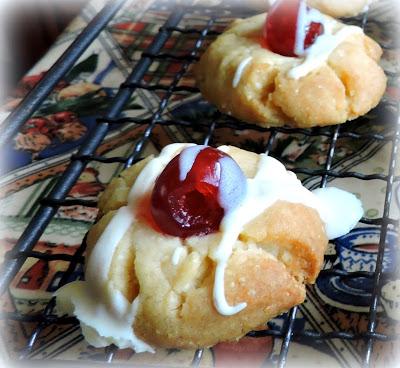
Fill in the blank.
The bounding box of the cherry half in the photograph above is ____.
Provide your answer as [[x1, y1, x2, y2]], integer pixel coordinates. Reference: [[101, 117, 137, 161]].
[[150, 146, 247, 238], [264, 0, 324, 57]]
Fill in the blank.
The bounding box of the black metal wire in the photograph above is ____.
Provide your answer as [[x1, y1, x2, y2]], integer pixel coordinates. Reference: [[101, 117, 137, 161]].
[[159, 26, 221, 36], [0, 0, 127, 148], [2, 311, 398, 342], [40, 198, 98, 207], [0, 312, 77, 324], [363, 112, 400, 367], [120, 81, 200, 93], [122, 17, 215, 169], [89, 114, 395, 141], [277, 123, 341, 368], [3, 250, 84, 263], [0, 8, 186, 295], [70, 154, 130, 164], [104, 345, 118, 363], [19, 233, 88, 359], [191, 349, 204, 368], [0, 1, 398, 367], [247, 329, 400, 342]]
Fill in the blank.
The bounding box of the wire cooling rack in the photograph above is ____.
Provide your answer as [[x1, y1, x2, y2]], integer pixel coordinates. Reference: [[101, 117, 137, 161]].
[[0, 0, 399, 367]]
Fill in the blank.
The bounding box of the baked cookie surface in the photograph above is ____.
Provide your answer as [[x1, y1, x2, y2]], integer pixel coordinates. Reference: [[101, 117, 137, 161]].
[[306, 0, 376, 18], [195, 13, 386, 128], [86, 146, 327, 348], [56, 144, 363, 351], [194, 0, 376, 18]]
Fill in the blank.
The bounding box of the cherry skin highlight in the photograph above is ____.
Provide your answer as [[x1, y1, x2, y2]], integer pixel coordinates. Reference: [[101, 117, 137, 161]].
[[150, 147, 243, 238], [264, 0, 324, 57]]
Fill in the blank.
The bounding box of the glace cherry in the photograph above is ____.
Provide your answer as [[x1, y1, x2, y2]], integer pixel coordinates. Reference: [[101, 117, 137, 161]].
[[150, 146, 246, 238], [264, 0, 324, 57]]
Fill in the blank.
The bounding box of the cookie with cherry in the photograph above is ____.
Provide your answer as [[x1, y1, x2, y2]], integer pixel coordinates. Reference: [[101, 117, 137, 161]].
[[195, 0, 386, 128]]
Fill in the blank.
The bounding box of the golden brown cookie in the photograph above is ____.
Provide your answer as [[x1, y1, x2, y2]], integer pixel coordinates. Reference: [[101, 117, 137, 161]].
[[248, 0, 377, 17], [306, 0, 377, 18], [195, 13, 386, 128], [84, 146, 328, 348]]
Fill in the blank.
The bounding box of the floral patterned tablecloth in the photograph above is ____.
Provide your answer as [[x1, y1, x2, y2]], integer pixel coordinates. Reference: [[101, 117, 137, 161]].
[[0, 0, 399, 367]]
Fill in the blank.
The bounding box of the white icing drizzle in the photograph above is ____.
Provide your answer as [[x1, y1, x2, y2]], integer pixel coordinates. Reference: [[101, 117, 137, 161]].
[[172, 246, 186, 266], [290, 6, 363, 79], [232, 56, 253, 88], [85, 206, 133, 291], [211, 211, 248, 315], [210, 148, 363, 315], [128, 143, 194, 205], [55, 207, 155, 351], [179, 145, 207, 181], [290, 25, 362, 79], [57, 283, 154, 352], [294, 0, 308, 56], [169, 145, 247, 315], [178, 145, 247, 215], [294, 0, 328, 56], [312, 187, 364, 240], [56, 144, 193, 351]]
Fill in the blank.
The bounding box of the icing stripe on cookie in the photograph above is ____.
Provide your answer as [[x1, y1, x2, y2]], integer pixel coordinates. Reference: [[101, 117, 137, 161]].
[[56, 207, 155, 352], [211, 147, 363, 315], [290, 17, 362, 79], [233, 56, 253, 88], [172, 246, 186, 266]]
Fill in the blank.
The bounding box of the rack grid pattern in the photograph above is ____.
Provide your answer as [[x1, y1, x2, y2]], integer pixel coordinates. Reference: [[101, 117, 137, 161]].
[[0, 1, 399, 367]]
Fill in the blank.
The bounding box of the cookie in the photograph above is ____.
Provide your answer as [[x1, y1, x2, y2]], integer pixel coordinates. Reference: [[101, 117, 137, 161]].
[[262, 0, 377, 17], [306, 0, 377, 18], [195, 8, 386, 128], [56, 144, 363, 351]]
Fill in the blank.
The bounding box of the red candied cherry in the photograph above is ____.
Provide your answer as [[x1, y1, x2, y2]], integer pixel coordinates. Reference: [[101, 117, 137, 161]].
[[150, 146, 247, 238], [264, 0, 324, 57]]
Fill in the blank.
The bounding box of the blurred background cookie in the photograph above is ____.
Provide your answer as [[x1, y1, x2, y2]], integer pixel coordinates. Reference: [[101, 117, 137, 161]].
[[195, 2, 386, 128]]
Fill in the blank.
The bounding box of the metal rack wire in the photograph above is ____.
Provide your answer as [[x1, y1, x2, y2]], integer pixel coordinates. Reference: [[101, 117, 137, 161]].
[[0, 0, 399, 367]]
